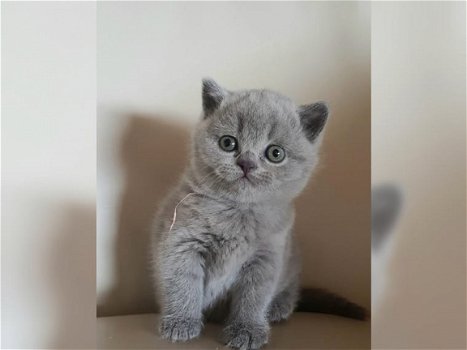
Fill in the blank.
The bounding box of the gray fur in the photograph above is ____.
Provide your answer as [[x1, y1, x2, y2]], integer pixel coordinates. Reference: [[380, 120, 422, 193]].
[[151, 79, 328, 349]]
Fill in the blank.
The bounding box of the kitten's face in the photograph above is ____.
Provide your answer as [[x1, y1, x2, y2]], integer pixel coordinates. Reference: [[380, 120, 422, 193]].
[[191, 79, 328, 203]]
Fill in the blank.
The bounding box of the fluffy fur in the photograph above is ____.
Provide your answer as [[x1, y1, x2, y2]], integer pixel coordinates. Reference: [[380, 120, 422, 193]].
[[151, 79, 362, 350]]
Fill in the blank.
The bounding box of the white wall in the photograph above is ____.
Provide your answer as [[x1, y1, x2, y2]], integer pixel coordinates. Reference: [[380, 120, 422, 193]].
[[97, 2, 370, 317], [2, 3, 96, 348], [372, 2, 466, 348]]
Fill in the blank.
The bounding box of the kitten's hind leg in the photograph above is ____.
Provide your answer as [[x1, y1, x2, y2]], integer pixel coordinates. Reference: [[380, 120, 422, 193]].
[[267, 280, 299, 323]]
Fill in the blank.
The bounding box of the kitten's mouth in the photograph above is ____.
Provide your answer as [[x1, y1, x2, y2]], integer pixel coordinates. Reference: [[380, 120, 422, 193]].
[[238, 174, 254, 184], [241, 175, 252, 182]]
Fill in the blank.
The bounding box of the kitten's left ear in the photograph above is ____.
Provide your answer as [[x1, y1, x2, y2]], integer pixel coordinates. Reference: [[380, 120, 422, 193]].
[[298, 102, 329, 142], [202, 78, 228, 118]]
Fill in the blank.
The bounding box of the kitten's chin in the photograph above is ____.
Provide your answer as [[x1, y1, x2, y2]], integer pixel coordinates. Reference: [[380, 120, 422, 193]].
[[225, 178, 279, 203], [192, 167, 279, 203], [204, 176, 264, 203]]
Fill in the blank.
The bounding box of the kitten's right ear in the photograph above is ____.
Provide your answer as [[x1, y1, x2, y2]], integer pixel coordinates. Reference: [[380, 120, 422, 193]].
[[202, 78, 228, 118], [298, 102, 329, 142]]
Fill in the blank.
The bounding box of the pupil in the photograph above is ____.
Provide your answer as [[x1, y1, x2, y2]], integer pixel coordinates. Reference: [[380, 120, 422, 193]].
[[224, 139, 231, 147], [273, 149, 280, 158]]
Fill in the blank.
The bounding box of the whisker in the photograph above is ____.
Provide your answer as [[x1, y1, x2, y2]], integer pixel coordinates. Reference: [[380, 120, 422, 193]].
[[168, 167, 220, 233]]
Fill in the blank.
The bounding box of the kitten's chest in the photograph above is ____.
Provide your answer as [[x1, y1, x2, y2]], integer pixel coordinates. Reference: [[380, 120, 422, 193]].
[[206, 205, 257, 238], [200, 206, 259, 307], [197, 202, 291, 308], [197, 201, 291, 266], [201, 201, 289, 238], [200, 205, 257, 266]]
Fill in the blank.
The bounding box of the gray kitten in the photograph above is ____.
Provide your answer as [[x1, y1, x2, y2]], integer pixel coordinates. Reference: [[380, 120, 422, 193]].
[[151, 79, 365, 350]]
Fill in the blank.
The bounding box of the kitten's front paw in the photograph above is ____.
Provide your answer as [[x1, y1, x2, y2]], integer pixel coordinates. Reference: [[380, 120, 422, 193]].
[[224, 322, 269, 350], [159, 316, 203, 342]]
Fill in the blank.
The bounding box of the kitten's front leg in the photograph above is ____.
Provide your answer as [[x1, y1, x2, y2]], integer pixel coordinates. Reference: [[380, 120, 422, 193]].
[[224, 251, 278, 350], [158, 239, 205, 342]]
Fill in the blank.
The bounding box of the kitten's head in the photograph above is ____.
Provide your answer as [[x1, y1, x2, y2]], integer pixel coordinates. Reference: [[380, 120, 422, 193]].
[[191, 78, 329, 203]]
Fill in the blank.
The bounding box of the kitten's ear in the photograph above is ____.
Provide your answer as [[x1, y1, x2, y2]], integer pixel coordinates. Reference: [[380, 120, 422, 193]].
[[298, 102, 329, 142], [372, 184, 403, 249], [202, 78, 228, 118]]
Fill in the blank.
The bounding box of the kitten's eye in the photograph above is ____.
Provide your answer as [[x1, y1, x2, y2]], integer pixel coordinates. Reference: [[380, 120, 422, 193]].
[[218, 135, 238, 152], [265, 145, 286, 163]]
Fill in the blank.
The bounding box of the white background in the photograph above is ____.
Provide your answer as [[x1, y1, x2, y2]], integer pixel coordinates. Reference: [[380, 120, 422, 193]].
[[2, 3, 96, 348], [372, 2, 466, 348]]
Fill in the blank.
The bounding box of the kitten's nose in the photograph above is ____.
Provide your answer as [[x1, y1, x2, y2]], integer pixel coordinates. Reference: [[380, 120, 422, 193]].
[[236, 157, 257, 175]]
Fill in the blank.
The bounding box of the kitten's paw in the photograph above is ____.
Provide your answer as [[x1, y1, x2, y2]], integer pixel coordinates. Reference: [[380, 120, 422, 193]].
[[267, 300, 294, 323], [159, 316, 203, 342], [224, 322, 269, 350]]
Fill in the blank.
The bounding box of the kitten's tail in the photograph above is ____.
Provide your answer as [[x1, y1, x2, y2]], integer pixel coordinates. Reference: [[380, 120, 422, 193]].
[[296, 288, 368, 320]]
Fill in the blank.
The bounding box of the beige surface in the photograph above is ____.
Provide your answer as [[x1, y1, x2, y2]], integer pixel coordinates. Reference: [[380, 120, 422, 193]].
[[97, 313, 370, 349], [97, 1, 370, 318]]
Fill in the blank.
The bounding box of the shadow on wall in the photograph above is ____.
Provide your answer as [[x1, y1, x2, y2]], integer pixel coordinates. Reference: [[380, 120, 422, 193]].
[[98, 114, 191, 316], [48, 202, 96, 349]]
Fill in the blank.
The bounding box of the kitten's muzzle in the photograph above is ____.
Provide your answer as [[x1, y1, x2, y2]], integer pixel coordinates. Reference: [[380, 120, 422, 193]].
[[236, 156, 257, 176]]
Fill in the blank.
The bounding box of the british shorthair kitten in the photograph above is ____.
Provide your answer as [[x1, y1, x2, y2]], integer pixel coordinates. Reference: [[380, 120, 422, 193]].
[[151, 79, 365, 350]]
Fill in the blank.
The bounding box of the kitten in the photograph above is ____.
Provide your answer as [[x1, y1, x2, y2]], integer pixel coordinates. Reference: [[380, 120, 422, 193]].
[[151, 79, 365, 350], [371, 184, 403, 310]]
